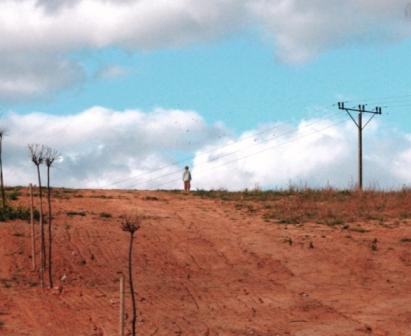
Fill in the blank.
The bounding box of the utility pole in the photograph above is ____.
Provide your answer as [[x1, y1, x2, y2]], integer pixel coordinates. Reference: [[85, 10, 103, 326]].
[[337, 102, 382, 190]]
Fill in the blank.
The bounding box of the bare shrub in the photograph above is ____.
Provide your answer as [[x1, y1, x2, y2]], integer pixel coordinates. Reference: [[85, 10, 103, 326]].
[[28, 144, 46, 288], [44, 147, 60, 288], [121, 216, 141, 336]]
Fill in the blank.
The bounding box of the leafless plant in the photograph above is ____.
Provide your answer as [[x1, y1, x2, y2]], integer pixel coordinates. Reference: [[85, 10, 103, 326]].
[[44, 147, 60, 288], [0, 129, 6, 208], [28, 144, 46, 288], [121, 216, 141, 336]]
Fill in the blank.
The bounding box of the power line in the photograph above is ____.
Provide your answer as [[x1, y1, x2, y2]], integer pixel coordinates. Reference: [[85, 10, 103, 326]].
[[118, 113, 344, 189], [104, 109, 342, 188], [341, 93, 411, 106]]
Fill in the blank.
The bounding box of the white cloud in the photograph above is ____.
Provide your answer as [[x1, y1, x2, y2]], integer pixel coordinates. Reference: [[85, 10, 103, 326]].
[[2, 107, 411, 190], [0, 0, 244, 100], [2, 106, 226, 188], [0, 0, 244, 53], [0, 53, 84, 101], [249, 0, 411, 63], [191, 117, 411, 190], [1, 0, 411, 100], [0, 1, 408, 57]]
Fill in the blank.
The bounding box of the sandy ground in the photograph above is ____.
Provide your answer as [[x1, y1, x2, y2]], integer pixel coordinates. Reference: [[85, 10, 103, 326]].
[[0, 189, 410, 336]]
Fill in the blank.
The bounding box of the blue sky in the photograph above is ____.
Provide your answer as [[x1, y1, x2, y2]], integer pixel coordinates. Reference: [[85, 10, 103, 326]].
[[2, 0, 411, 189], [6, 29, 411, 133]]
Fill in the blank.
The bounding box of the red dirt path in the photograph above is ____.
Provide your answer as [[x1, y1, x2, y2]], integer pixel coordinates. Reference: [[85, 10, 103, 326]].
[[0, 189, 410, 336]]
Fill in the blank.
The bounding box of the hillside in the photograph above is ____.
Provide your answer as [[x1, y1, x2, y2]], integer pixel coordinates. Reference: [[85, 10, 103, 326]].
[[0, 188, 410, 336]]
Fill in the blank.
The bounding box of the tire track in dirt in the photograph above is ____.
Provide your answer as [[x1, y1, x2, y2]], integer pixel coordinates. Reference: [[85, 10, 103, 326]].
[[1, 190, 410, 335]]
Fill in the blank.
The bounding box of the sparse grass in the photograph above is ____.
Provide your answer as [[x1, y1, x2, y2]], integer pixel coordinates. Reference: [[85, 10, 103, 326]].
[[90, 195, 114, 199], [400, 238, 411, 243], [399, 212, 411, 220], [0, 206, 38, 222], [371, 238, 378, 251], [12, 232, 25, 237], [192, 189, 411, 226], [0, 278, 12, 288], [66, 211, 87, 217], [99, 212, 112, 219], [143, 196, 159, 201], [279, 217, 301, 225], [7, 188, 21, 201], [349, 227, 369, 233]]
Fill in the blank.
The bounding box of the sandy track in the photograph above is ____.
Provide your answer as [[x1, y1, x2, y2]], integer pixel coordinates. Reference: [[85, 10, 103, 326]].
[[0, 190, 410, 335]]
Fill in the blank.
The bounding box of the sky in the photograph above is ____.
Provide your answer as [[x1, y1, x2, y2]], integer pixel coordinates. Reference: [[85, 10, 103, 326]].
[[1, 0, 411, 190]]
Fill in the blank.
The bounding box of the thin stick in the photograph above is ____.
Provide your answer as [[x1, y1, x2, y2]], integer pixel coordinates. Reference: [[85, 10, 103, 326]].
[[121, 217, 140, 336], [120, 274, 125, 336], [47, 165, 53, 288], [129, 233, 137, 336], [28, 144, 45, 288], [30, 184, 36, 271], [37, 164, 45, 288]]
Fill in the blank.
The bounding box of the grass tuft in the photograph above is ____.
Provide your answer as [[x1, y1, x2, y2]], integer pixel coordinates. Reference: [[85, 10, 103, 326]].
[[99, 212, 112, 219], [66, 211, 87, 217], [0, 206, 39, 222]]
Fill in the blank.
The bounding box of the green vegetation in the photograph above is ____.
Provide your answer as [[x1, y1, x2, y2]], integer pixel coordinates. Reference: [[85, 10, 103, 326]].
[[66, 211, 87, 217], [7, 188, 21, 201], [143, 196, 159, 201], [99, 212, 112, 219], [189, 188, 411, 227], [192, 188, 356, 201], [0, 206, 38, 222]]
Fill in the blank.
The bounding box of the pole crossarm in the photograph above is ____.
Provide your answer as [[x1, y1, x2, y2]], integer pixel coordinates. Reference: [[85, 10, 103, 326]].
[[342, 107, 382, 114], [338, 102, 383, 130], [338, 102, 382, 116]]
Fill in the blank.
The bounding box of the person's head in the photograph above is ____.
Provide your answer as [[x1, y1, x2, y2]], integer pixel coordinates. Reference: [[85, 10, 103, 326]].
[[185, 166, 189, 170]]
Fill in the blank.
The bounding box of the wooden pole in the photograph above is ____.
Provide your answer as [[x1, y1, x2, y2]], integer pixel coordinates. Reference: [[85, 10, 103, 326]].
[[128, 233, 137, 336], [36, 165, 45, 289], [120, 274, 125, 336], [47, 165, 53, 288], [30, 183, 36, 271], [358, 110, 363, 190]]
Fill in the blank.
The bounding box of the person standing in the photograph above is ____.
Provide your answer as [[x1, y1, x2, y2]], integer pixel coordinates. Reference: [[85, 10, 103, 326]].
[[183, 166, 192, 192]]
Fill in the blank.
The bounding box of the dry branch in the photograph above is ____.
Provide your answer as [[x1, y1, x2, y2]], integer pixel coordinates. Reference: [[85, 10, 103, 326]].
[[28, 144, 46, 288], [121, 216, 141, 336], [44, 147, 60, 288]]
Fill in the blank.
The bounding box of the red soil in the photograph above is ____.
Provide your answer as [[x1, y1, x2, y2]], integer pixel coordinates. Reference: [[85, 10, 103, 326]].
[[0, 189, 410, 336]]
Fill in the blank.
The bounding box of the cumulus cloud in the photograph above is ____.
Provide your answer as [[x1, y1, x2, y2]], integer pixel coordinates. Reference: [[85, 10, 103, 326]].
[[0, 53, 84, 101], [1, 0, 411, 100], [192, 118, 411, 190], [0, 1, 409, 57], [0, 0, 244, 53], [2, 107, 411, 190], [249, 0, 411, 63], [2, 106, 226, 188]]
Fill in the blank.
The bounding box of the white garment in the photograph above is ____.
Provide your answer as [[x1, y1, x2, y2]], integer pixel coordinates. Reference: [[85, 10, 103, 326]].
[[183, 170, 192, 182]]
